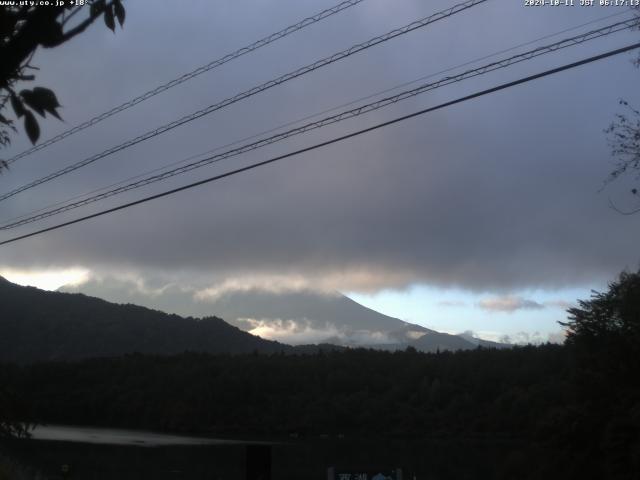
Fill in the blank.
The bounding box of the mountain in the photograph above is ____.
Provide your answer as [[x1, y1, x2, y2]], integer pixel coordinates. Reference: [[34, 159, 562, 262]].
[[0, 276, 294, 363], [60, 276, 506, 352]]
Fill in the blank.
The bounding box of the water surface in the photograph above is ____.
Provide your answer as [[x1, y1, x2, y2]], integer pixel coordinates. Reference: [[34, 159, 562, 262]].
[[29, 424, 246, 447]]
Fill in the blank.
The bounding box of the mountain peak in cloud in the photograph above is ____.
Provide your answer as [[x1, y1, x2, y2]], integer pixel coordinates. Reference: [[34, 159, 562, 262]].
[[61, 276, 500, 351]]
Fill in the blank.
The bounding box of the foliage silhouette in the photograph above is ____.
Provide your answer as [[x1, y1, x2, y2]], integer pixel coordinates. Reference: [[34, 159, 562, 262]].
[[605, 6, 640, 213], [0, 1, 125, 155], [562, 269, 640, 348]]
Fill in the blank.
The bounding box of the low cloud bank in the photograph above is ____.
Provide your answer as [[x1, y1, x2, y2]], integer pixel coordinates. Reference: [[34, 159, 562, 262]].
[[478, 296, 545, 313]]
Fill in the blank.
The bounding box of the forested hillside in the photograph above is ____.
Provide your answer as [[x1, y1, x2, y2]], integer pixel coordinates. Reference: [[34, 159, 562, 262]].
[[0, 277, 292, 362]]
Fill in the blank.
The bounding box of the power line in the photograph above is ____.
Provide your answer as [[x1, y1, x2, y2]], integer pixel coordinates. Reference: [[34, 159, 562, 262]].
[[3, 9, 627, 228], [5, 10, 624, 230], [0, 0, 487, 203], [3, 17, 636, 229], [4, 0, 367, 165], [3, 17, 637, 231], [1, 41, 638, 248]]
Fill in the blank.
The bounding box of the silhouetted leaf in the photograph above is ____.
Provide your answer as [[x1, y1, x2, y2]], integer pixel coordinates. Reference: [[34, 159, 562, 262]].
[[20, 90, 44, 117], [21, 87, 62, 120], [36, 87, 60, 108], [23, 111, 40, 145], [10, 94, 25, 118], [114, 0, 125, 27], [104, 5, 115, 32]]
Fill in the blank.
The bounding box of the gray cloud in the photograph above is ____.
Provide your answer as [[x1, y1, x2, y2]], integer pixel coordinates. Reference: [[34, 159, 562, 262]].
[[243, 318, 398, 346], [500, 331, 566, 345], [1, 0, 639, 293], [547, 330, 568, 344], [238, 317, 341, 345], [478, 296, 545, 313]]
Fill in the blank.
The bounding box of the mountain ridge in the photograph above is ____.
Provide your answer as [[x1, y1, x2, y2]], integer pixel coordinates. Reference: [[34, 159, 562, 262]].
[[0, 278, 297, 363], [0, 276, 506, 363], [60, 276, 508, 352]]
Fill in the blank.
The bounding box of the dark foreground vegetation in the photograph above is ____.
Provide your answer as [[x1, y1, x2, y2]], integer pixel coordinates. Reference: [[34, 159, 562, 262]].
[[0, 340, 638, 478], [2, 345, 570, 436]]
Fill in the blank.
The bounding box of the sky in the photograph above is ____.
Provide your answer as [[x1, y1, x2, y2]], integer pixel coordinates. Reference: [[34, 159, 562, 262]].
[[1, 0, 639, 343]]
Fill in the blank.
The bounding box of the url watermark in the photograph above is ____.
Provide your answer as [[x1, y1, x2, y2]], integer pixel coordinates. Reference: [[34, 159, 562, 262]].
[[0, 1, 87, 6]]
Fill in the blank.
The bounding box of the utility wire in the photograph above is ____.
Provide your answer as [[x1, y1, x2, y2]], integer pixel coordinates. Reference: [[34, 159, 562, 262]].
[[3, 9, 627, 227], [1, 41, 638, 247], [4, 0, 367, 165], [2, 17, 637, 231], [0, 0, 487, 203]]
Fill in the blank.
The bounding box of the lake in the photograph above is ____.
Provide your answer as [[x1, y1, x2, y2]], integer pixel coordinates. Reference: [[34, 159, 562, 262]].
[[1, 425, 543, 479], [28, 424, 250, 447]]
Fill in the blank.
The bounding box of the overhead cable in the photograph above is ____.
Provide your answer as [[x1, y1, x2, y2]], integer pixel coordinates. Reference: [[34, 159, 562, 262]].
[[4, 0, 368, 165], [4, 8, 626, 228], [1, 41, 638, 247], [2, 17, 637, 230], [0, 0, 487, 203]]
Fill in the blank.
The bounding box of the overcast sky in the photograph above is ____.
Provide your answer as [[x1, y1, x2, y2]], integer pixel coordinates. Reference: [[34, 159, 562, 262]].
[[1, 0, 639, 341]]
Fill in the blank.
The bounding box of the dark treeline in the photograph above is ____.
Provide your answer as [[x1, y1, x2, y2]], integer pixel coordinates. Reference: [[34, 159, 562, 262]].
[[5, 346, 570, 435], [1, 342, 639, 478]]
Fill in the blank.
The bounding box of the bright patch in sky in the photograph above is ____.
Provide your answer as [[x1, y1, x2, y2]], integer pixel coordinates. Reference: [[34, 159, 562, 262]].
[[0, 266, 603, 343], [347, 283, 600, 341], [0, 268, 89, 291]]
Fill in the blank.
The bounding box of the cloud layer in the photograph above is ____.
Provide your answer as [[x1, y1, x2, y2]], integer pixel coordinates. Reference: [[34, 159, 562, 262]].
[[478, 296, 544, 313], [0, 0, 639, 294]]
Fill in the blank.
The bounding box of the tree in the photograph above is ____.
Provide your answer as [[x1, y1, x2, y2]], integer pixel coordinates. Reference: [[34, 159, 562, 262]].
[[0, 0, 125, 439], [605, 101, 640, 214], [0, 0, 125, 161], [560, 270, 640, 477], [604, 6, 640, 214], [560, 269, 640, 359], [560, 270, 639, 421]]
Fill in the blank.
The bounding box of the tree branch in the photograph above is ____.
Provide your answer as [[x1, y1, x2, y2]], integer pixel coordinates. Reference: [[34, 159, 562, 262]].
[[608, 196, 640, 216], [54, 4, 109, 46]]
